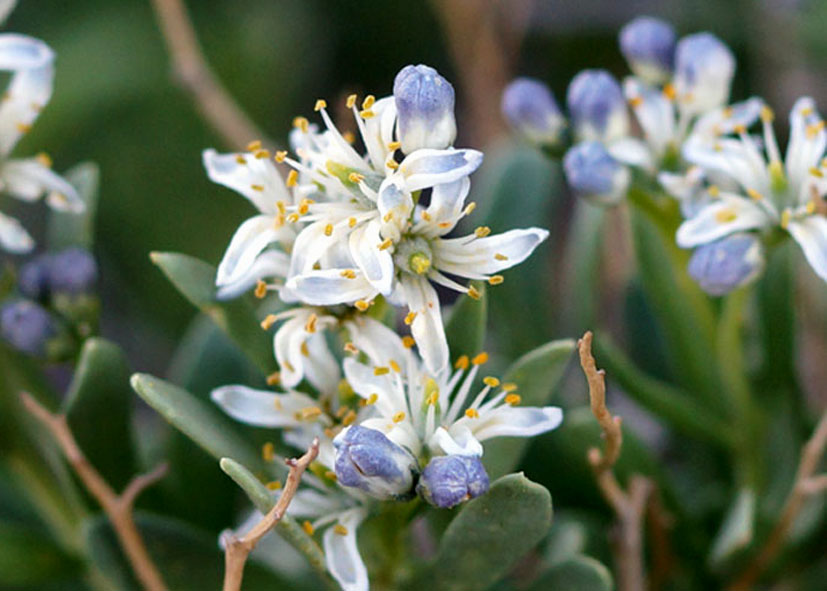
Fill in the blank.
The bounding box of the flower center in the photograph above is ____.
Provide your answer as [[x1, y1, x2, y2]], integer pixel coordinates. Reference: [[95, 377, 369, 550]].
[[409, 252, 431, 275], [394, 236, 433, 275]]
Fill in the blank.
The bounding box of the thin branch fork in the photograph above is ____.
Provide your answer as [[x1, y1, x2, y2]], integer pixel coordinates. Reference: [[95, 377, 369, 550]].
[[222, 438, 320, 591], [579, 332, 653, 591], [728, 410, 827, 591], [20, 392, 169, 591], [149, 0, 270, 151]]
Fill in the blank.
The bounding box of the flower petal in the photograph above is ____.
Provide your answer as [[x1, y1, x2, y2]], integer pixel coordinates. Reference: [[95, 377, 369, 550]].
[[398, 148, 483, 192], [418, 176, 470, 237], [785, 97, 827, 195], [433, 228, 549, 278], [399, 276, 448, 373], [675, 194, 770, 248], [349, 219, 394, 294], [216, 215, 289, 287], [286, 269, 378, 306], [345, 316, 409, 370], [431, 425, 483, 457], [0, 158, 82, 212], [0, 210, 33, 253], [303, 329, 342, 395], [203, 148, 290, 214], [323, 509, 369, 591], [470, 405, 563, 442], [0, 33, 52, 70], [0, 63, 53, 156], [215, 250, 290, 300], [211, 385, 320, 427], [787, 215, 827, 282]]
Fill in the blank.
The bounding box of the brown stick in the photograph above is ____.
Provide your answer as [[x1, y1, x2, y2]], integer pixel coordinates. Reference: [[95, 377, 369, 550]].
[[728, 410, 827, 591], [222, 438, 320, 591], [579, 331, 652, 591], [20, 393, 169, 591], [149, 0, 270, 151]]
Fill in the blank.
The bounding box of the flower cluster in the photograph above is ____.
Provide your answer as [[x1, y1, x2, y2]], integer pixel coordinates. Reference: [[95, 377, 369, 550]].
[[502, 15, 827, 295], [205, 64, 560, 590], [0, 0, 82, 254]]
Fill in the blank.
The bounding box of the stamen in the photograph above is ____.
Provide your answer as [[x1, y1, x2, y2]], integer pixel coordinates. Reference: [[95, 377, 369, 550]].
[[378, 238, 394, 250], [235, 155, 247, 165], [255, 280, 268, 299], [346, 94, 357, 109], [362, 95, 376, 109], [707, 185, 720, 197], [662, 84, 676, 100], [628, 96, 643, 107], [333, 524, 349, 536], [324, 223, 334, 236], [502, 382, 518, 392], [314, 99, 327, 111], [355, 300, 370, 311], [344, 342, 359, 354], [366, 393, 379, 405], [349, 217, 357, 227], [293, 116, 309, 132], [340, 269, 357, 279], [780, 209, 791, 229], [36, 152, 52, 167], [505, 394, 522, 405], [266, 372, 280, 386], [472, 352, 489, 365], [483, 376, 500, 387], [302, 521, 315, 535], [360, 109, 375, 119], [455, 355, 470, 370], [806, 121, 825, 139], [300, 342, 310, 357], [250, 184, 264, 192], [463, 202, 477, 215], [760, 106, 774, 123], [402, 336, 415, 348], [266, 480, 283, 491], [746, 189, 763, 201], [298, 406, 322, 420], [488, 275, 504, 285], [342, 410, 357, 426], [715, 208, 737, 223], [374, 366, 390, 376], [467, 286, 481, 300], [275, 150, 288, 162], [494, 253, 508, 261], [260, 314, 278, 330], [261, 442, 275, 462], [390, 360, 401, 373], [254, 149, 270, 159], [392, 411, 406, 423], [348, 172, 365, 183], [387, 141, 401, 151], [286, 170, 299, 187], [465, 408, 479, 419], [474, 226, 492, 238], [305, 313, 318, 333]]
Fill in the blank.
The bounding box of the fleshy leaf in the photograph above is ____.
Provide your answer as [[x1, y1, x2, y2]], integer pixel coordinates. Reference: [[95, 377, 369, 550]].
[[709, 488, 755, 569], [482, 339, 575, 478], [413, 473, 552, 591], [529, 555, 613, 591], [150, 252, 276, 374], [63, 338, 136, 491], [445, 280, 486, 364], [47, 162, 99, 250]]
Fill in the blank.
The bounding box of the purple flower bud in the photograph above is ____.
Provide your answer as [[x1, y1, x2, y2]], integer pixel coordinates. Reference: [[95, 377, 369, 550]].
[[674, 33, 735, 114], [501, 77, 565, 146], [1, 299, 55, 355], [334, 425, 418, 500], [417, 454, 489, 509], [619, 16, 676, 84], [688, 233, 764, 296], [566, 70, 628, 142], [563, 141, 630, 205], [18, 254, 52, 299], [394, 64, 457, 154], [48, 248, 97, 294]]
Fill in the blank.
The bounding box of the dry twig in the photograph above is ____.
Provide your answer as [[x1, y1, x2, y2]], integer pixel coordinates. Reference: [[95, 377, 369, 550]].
[[149, 0, 270, 151], [578, 331, 652, 591], [20, 392, 168, 591], [222, 437, 320, 591], [728, 410, 827, 591]]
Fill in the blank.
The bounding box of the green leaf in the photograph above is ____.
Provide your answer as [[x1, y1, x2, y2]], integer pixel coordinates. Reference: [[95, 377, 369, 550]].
[[445, 281, 487, 364], [483, 339, 575, 478], [530, 555, 613, 591], [0, 521, 81, 586], [415, 473, 552, 591], [85, 512, 296, 591], [47, 162, 100, 250], [560, 201, 606, 335], [130, 373, 266, 475], [757, 242, 797, 387], [709, 488, 755, 568], [150, 252, 277, 374], [219, 458, 329, 578], [63, 338, 136, 491]]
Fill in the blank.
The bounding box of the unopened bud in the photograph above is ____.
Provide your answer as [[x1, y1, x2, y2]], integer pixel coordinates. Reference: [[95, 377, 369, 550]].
[[417, 454, 489, 509], [501, 77, 565, 147], [394, 64, 457, 154], [619, 16, 676, 84], [563, 141, 630, 205], [687, 233, 764, 296], [566, 70, 628, 143], [0, 299, 55, 356], [674, 33, 735, 114]]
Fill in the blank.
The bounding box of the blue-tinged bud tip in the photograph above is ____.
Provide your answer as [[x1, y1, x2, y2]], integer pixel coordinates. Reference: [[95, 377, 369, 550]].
[[417, 454, 490, 509], [1, 299, 55, 356], [18, 254, 52, 300], [501, 77, 565, 146], [674, 32, 735, 113], [334, 425, 419, 500], [563, 141, 630, 206], [394, 64, 457, 154], [48, 248, 98, 295], [566, 70, 628, 143], [619, 16, 676, 84], [688, 233, 764, 296]]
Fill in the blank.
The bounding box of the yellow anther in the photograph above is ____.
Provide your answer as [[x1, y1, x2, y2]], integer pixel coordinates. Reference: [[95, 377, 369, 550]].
[[464, 202, 477, 215], [392, 411, 406, 423], [494, 253, 508, 261], [488, 275, 504, 285], [389, 359, 401, 373], [342, 410, 357, 426], [483, 376, 500, 388], [255, 149, 270, 159], [715, 208, 737, 224], [404, 311, 417, 325], [247, 140, 263, 151], [235, 155, 247, 165], [333, 524, 349, 536], [266, 480, 283, 491], [286, 169, 299, 187], [340, 269, 357, 279], [348, 172, 365, 183], [315, 99, 327, 111], [810, 167, 824, 178], [302, 521, 315, 535], [385, 158, 399, 170], [251, 184, 265, 192], [472, 352, 489, 366], [293, 116, 309, 132], [362, 95, 376, 109], [260, 314, 278, 330], [467, 286, 481, 300], [335, 406, 350, 419], [806, 201, 816, 215], [300, 341, 310, 357], [266, 372, 280, 386], [355, 300, 370, 311], [346, 94, 357, 109], [760, 106, 774, 122], [421, 211, 432, 221], [298, 406, 323, 420], [348, 217, 357, 227], [465, 408, 480, 419], [276, 201, 286, 214], [262, 442, 275, 462], [781, 209, 791, 229], [438, 221, 452, 228], [806, 121, 825, 139], [16, 122, 31, 133], [722, 106, 734, 118], [707, 185, 720, 197], [455, 355, 470, 370], [35, 152, 52, 167], [344, 342, 359, 355], [505, 393, 522, 405], [387, 141, 401, 151], [402, 336, 415, 348], [343, 131, 355, 144], [275, 150, 288, 162], [287, 213, 300, 223], [324, 223, 334, 236], [374, 366, 390, 376], [746, 188, 763, 201], [474, 226, 492, 238], [305, 313, 318, 333], [801, 107, 814, 117], [383, 212, 394, 222], [298, 198, 314, 214], [254, 280, 268, 299], [425, 390, 439, 406], [628, 96, 643, 108], [662, 84, 677, 100], [409, 252, 431, 274], [502, 382, 518, 392], [366, 393, 379, 405], [360, 109, 375, 119], [378, 237, 394, 250]]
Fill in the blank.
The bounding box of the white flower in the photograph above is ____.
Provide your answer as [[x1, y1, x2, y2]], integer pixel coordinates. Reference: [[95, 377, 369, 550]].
[[669, 97, 827, 283], [0, 10, 82, 253]]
